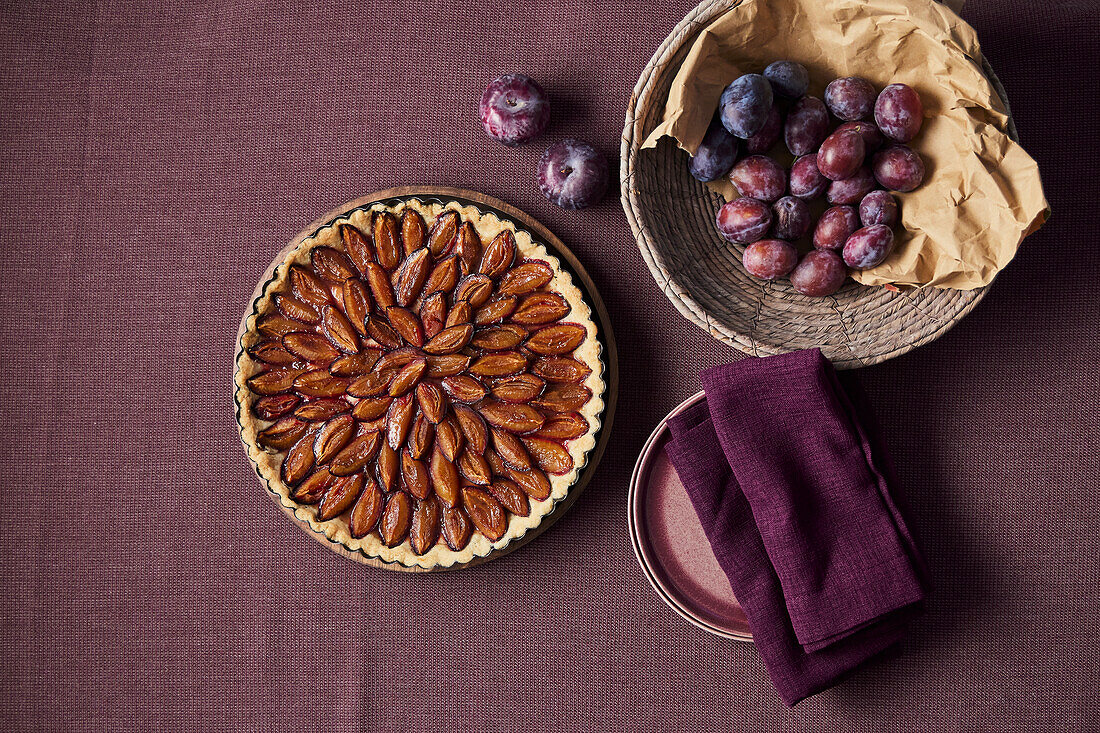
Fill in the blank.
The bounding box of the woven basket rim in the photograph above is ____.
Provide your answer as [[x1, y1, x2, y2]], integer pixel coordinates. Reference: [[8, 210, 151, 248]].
[[620, 0, 1015, 368]]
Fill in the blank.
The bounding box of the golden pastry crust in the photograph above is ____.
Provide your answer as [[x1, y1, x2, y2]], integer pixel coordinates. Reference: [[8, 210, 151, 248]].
[[234, 199, 606, 569]]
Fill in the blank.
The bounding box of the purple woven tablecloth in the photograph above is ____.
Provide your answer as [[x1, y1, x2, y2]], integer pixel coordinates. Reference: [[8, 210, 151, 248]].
[[1, 1, 1096, 730]]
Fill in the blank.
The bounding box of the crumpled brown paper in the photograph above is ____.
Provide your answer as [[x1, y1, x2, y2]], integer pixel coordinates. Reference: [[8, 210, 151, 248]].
[[641, 0, 1048, 289]]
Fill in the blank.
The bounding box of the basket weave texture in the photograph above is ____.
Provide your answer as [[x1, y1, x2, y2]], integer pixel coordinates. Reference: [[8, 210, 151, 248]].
[[620, 0, 1017, 368]]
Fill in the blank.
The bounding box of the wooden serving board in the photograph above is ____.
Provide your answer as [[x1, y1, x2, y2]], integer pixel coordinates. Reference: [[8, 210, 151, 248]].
[[234, 187, 619, 572]]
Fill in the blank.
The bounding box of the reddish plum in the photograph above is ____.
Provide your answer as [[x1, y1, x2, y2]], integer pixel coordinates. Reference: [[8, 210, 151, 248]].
[[842, 225, 895, 268], [784, 96, 830, 156], [859, 190, 899, 227], [763, 60, 809, 98], [790, 250, 848, 297], [772, 196, 811, 240], [824, 76, 876, 121], [479, 74, 550, 146], [872, 145, 925, 192], [689, 116, 739, 182], [719, 74, 774, 139], [730, 155, 786, 202], [716, 197, 773, 244], [813, 205, 860, 251], [743, 239, 799, 280], [835, 121, 884, 151], [789, 154, 828, 200], [874, 83, 924, 142], [817, 128, 865, 180], [744, 105, 782, 155], [537, 139, 608, 209], [826, 166, 876, 205]]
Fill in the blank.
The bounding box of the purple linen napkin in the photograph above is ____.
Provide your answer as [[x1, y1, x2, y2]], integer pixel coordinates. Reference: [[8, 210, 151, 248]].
[[664, 349, 928, 705]]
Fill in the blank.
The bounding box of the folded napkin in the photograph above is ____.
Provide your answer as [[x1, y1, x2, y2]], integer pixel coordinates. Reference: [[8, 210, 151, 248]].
[[664, 349, 929, 706]]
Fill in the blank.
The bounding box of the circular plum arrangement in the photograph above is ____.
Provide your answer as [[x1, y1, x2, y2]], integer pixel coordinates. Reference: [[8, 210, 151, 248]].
[[688, 61, 927, 297]]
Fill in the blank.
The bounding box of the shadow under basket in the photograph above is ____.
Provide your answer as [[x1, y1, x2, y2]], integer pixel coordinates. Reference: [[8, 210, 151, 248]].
[[620, 0, 1018, 369]]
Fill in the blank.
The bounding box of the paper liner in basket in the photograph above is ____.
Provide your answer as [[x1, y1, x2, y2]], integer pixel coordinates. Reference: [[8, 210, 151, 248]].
[[641, 0, 1048, 290]]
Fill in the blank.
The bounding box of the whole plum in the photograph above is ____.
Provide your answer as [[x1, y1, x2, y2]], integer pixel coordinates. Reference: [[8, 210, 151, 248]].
[[743, 239, 799, 280], [874, 83, 924, 142], [716, 197, 773, 244], [730, 155, 786, 202], [720, 74, 774, 139], [790, 250, 848, 297], [788, 154, 828, 200], [835, 120, 884, 151], [763, 60, 809, 98], [537, 139, 608, 209], [824, 76, 876, 121], [817, 128, 865, 181], [690, 116, 739, 182], [744, 105, 782, 155], [785, 96, 830, 156], [479, 74, 550, 145], [772, 196, 812, 240], [842, 225, 895, 269], [826, 166, 876, 205], [859, 190, 899, 227], [872, 145, 925, 191], [813, 205, 860, 251]]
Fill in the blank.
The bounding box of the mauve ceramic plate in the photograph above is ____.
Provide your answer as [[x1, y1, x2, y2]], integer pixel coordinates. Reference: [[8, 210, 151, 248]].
[[628, 390, 753, 642]]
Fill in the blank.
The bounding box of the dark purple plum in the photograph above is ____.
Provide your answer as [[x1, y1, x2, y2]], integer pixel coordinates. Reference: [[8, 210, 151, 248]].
[[842, 225, 895, 268], [763, 60, 809, 98], [824, 76, 876, 121], [479, 74, 550, 145], [784, 96, 830, 156], [859, 190, 899, 227], [813, 205, 860, 251], [826, 166, 875, 205], [743, 239, 799, 280], [716, 197, 773, 244], [729, 155, 786, 202], [835, 120, 884, 151], [872, 145, 925, 191], [789, 154, 828, 200], [689, 116, 739, 182], [817, 128, 865, 181], [874, 83, 924, 142], [744, 105, 782, 155], [537, 139, 608, 209], [719, 74, 774, 139], [790, 250, 848, 297], [772, 196, 811, 240]]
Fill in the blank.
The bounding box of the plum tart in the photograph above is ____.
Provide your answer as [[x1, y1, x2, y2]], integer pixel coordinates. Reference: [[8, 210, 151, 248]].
[[235, 199, 606, 569]]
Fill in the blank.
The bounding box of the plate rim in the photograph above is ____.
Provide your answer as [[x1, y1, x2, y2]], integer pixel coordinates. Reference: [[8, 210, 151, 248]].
[[628, 389, 754, 641]]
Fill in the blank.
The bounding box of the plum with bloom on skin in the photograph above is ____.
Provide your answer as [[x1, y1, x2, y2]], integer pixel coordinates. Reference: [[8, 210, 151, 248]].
[[813, 205, 860, 251], [790, 250, 848, 297], [785, 96, 830, 156], [817, 128, 865, 181], [789, 154, 828, 199], [872, 145, 925, 192], [824, 76, 876, 121], [479, 74, 550, 146], [719, 74, 774, 139], [772, 196, 812, 240], [763, 60, 809, 98], [537, 139, 608, 210], [826, 166, 876, 205], [843, 225, 895, 268], [859, 190, 899, 227], [716, 197, 773, 244], [730, 155, 786, 202], [743, 239, 799, 279], [874, 83, 924, 142], [689, 116, 739, 182]]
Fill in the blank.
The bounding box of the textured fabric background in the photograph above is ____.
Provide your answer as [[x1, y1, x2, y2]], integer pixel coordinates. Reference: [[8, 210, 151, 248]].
[[1, 0, 1097, 730]]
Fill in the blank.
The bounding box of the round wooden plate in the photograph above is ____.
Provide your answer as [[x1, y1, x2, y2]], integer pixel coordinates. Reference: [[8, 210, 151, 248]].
[[234, 187, 619, 572]]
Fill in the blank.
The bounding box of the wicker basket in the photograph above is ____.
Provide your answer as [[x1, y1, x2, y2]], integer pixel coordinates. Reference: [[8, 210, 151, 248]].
[[620, 0, 1018, 369]]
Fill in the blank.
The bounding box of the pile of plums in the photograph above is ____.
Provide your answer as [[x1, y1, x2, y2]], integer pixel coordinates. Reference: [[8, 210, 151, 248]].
[[690, 60, 926, 297]]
